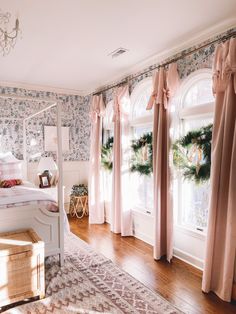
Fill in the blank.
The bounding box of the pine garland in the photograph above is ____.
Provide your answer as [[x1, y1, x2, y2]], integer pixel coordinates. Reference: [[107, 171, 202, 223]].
[[101, 136, 113, 171], [130, 132, 153, 176], [172, 124, 213, 184]]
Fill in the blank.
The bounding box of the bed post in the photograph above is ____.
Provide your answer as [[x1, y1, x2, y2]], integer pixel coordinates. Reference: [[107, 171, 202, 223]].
[[22, 119, 28, 180], [56, 101, 65, 266]]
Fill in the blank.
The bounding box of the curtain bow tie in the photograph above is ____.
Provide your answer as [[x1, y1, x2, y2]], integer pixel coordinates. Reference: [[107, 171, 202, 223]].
[[90, 109, 101, 123], [146, 88, 170, 110], [163, 88, 170, 109]]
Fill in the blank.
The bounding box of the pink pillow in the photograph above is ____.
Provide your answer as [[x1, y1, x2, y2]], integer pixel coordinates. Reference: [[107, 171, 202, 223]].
[[0, 179, 22, 188], [0, 161, 23, 181]]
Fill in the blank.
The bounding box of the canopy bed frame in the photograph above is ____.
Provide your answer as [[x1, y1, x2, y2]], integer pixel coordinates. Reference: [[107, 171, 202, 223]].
[[0, 94, 65, 265]]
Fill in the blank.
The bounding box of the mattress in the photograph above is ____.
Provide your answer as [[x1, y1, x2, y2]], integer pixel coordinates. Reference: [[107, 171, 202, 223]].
[[0, 182, 58, 212]]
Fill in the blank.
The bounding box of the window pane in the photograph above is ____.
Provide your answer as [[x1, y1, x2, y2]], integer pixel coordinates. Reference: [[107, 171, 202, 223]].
[[131, 173, 153, 214], [132, 84, 152, 119], [179, 118, 213, 230], [183, 79, 214, 107], [131, 126, 153, 214], [181, 180, 210, 229], [183, 117, 213, 133], [103, 101, 113, 130], [133, 125, 152, 138]]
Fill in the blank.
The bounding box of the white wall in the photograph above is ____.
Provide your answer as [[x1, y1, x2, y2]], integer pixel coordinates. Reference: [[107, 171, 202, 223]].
[[27, 161, 89, 211]]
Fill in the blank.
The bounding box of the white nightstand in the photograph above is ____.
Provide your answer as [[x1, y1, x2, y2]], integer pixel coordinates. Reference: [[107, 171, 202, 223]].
[[41, 186, 65, 203]]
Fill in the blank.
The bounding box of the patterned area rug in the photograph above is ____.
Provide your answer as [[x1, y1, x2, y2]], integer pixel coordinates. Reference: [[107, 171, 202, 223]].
[[3, 233, 183, 314]]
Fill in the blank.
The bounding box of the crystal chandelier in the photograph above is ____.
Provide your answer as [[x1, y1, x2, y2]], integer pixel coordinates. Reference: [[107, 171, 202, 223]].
[[0, 10, 20, 56]]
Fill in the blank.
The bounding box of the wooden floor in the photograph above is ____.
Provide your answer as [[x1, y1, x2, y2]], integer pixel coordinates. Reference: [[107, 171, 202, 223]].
[[69, 216, 236, 314]]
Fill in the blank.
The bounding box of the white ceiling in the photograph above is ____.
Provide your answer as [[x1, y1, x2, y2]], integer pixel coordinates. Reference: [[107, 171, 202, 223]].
[[0, 0, 235, 94]]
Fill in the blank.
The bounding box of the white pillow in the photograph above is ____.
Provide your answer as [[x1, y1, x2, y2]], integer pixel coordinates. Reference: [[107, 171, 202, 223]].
[[0, 152, 19, 163]]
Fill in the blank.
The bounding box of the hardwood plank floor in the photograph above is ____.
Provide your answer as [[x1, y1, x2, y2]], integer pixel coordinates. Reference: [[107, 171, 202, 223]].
[[69, 216, 236, 314]]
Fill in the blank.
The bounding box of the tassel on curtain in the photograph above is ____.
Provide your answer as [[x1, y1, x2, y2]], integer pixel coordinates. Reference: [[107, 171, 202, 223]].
[[146, 63, 179, 261], [111, 85, 133, 236], [88, 94, 105, 224], [202, 38, 236, 302]]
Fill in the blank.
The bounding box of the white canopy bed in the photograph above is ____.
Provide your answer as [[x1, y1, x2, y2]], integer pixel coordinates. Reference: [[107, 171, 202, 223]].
[[0, 94, 65, 265]]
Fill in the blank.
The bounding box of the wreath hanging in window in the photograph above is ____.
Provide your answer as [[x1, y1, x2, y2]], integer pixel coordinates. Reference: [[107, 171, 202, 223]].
[[130, 132, 153, 176], [172, 124, 212, 184], [101, 136, 113, 171]]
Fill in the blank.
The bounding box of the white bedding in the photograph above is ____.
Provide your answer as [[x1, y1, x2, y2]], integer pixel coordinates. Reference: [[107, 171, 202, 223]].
[[0, 182, 58, 212], [0, 185, 55, 205]]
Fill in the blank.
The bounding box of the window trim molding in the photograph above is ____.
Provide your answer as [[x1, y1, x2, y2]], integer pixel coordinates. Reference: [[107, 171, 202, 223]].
[[129, 77, 154, 215], [179, 101, 214, 120], [178, 68, 213, 107], [174, 68, 214, 233]]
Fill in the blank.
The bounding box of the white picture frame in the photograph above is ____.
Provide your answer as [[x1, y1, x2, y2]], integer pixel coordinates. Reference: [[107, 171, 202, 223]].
[[44, 126, 70, 152]]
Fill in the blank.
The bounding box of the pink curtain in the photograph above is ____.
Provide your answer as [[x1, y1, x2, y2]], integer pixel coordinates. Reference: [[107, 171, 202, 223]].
[[111, 85, 133, 236], [202, 38, 236, 302], [146, 64, 179, 261], [88, 95, 105, 224]]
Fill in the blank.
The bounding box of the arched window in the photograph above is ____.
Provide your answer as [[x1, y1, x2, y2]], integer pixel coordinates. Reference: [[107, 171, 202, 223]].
[[103, 100, 114, 142], [130, 77, 153, 138], [131, 78, 153, 122], [174, 69, 214, 231], [130, 78, 153, 214]]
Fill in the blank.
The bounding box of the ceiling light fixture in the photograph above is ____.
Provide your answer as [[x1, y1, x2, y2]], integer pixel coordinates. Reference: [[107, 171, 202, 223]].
[[0, 10, 20, 56]]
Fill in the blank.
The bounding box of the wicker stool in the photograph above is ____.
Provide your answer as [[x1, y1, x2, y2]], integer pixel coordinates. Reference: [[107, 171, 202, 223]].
[[69, 195, 88, 219]]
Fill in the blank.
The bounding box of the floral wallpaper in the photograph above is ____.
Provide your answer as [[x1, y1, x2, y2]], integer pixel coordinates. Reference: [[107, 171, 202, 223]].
[[0, 88, 91, 162], [0, 27, 235, 162]]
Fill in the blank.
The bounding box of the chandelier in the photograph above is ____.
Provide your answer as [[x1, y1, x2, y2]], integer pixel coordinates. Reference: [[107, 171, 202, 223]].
[[0, 10, 20, 56]]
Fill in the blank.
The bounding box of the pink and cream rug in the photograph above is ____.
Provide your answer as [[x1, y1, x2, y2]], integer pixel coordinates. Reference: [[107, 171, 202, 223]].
[[4, 233, 182, 314]]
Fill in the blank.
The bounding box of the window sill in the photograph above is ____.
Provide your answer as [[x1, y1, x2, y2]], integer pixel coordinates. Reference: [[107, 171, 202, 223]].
[[174, 224, 206, 240], [131, 208, 154, 218]]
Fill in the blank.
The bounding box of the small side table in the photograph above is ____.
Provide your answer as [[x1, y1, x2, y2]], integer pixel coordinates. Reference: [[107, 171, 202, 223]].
[[69, 195, 88, 219]]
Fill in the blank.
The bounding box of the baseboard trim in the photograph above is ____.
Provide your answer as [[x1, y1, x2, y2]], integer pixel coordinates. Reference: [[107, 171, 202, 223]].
[[173, 247, 204, 270], [133, 229, 154, 246], [101, 219, 204, 270]]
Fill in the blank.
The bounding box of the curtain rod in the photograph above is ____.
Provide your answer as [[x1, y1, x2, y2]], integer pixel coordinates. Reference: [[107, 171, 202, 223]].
[[93, 30, 236, 96]]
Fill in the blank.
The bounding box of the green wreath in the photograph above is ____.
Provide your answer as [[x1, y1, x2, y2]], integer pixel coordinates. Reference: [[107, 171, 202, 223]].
[[101, 136, 113, 171], [172, 124, 212, 184], [130, 132, 153, 176]]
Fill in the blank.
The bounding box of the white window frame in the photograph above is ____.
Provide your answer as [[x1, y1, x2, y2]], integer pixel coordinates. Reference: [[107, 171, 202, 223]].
[[175, 68, 214, 234], [103, 100, 114, 142], [130, 78, 154, 215]]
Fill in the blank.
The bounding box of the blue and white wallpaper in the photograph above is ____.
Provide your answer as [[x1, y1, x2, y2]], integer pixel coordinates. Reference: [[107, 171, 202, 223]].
[[0, 88, 91, 162], [0, 27, 235, 162]]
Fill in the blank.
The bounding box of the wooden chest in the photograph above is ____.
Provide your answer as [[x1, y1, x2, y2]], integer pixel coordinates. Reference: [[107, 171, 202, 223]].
[[0, 229, 45, 307]]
